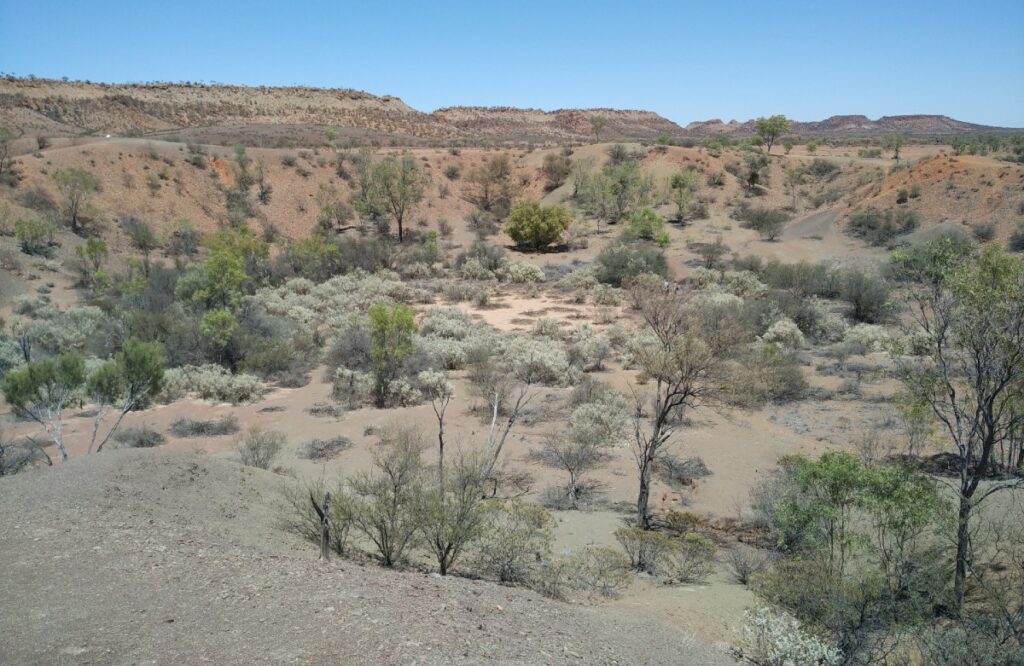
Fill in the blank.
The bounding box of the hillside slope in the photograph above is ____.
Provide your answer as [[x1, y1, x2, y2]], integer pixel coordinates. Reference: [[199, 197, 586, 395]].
[[0, 79, 684, 144], [4, 79, 1016, 146], [684, 114, 1020, 137], [0, 450, 732, 665]]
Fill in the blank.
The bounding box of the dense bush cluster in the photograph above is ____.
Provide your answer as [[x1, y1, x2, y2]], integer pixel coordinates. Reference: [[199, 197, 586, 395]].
[[847, 207, 919, 246]]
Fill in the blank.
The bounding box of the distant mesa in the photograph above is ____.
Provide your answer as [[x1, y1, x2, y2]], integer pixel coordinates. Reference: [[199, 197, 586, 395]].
[[0, 77, 1018, 143]]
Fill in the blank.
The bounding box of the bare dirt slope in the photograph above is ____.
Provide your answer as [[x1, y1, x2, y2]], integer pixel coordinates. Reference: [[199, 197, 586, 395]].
[[0, 450, 733, 666]]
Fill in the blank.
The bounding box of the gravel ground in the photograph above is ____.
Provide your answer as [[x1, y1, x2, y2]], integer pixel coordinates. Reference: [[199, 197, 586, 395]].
[[0, 450, 734, 665]]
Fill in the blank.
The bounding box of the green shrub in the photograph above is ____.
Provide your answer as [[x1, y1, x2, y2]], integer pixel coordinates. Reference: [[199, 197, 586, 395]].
[[15, 218, 50, 256], [664, 509, 700, 535], [615, 526, 676, 574], [841, 270, 891, 323], [595, 242, 668, 286], [169, 415, 240, 437], [506, 201, 572, 251], [530, 546, 633, 600], [349, 429, 426, 566], [474, 499, 554, 583], [806, 158, 839, 178], [238, 427, 285, 469], [734, 205, 791, 241], [623, 208, 670, 247], [665, 533, 717, 583], [456, 240, 506, 273]]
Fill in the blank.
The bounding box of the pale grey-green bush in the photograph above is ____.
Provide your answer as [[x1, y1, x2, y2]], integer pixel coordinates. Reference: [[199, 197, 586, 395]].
[[160, 364, 267, 403]]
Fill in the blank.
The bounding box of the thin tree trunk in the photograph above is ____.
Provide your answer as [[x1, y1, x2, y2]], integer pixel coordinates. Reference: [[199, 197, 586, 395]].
[[95, 407, 131, 453], [311, 492, 332, 561], [953, 494, 972, 614], [87, 405, 108, 454], [636, 455, 653, 528], [52, 409, 68, 462]]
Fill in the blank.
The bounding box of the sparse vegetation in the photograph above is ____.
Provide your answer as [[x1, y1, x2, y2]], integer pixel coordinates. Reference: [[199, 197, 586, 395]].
[[238, 427, 285, 469], [170, 415, 240, 437], [2, 73, 1022, 666]]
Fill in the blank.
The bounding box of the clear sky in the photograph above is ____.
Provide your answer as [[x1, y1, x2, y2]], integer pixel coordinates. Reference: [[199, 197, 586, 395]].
[[1, 0, 1021, 127]]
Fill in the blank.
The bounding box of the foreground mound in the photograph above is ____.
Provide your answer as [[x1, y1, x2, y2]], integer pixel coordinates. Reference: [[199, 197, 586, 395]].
[[0, 450, 730, 665]]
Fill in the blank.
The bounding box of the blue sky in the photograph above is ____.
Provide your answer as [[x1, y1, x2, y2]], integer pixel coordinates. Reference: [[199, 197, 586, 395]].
[[1, 0, 1021, 126]]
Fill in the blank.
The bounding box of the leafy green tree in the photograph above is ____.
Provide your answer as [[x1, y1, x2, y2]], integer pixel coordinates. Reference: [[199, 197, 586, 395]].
[[200, 309, 239, 360], [578, 159, 654, 229], [744, 154, 770, 190], [73, 237, 107, 286], [176, 229, 266, 310], [883, 133, 905, 164], [740, 206, 789, 241], [87, 339, 165, 453], [779, 452, 866, 576], [623, 208, 670, 247], [506, 201, 572, 251], [315, 183, 355, 235], [754, 453, 947, 662], [182, 251, 247, 310], [669, 169, 700, 222], [356, 155, 429, 242], [463, 154, 518, 222], [368, 302, 417, 407], [52, 167, 100, 235], [120, 215, 159, 275], [590, 114, 609, 142], [782, 139, 795, 155], [2, 352, 87, 461], [755, 115, 792, 154], [894, 244, 1024, 613]]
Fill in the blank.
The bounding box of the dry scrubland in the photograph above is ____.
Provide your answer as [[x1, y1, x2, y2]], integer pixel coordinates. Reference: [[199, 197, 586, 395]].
[[1, 103, 1024, 665]]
